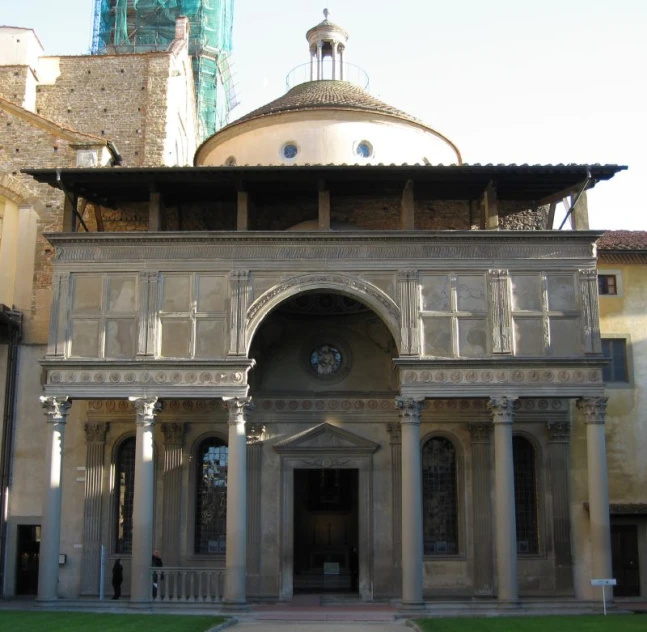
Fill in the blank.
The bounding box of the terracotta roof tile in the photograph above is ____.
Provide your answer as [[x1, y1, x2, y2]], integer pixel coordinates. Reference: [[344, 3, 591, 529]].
[[228, 80, 421, 127], [597, 230, 647, 251]]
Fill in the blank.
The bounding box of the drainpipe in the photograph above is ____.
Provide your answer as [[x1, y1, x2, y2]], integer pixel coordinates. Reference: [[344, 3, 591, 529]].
[[0, 305, 22, 597]]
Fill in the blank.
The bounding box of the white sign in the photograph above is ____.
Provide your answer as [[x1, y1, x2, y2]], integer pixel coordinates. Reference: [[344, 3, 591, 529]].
[[591, 579, 617, 586]]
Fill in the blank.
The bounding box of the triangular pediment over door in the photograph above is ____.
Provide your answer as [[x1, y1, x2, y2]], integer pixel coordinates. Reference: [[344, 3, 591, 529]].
[[274, 422, 379, 455]]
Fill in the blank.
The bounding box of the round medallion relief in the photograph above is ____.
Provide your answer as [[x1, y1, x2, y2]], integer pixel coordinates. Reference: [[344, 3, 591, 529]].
[[310, 344, 343, 376]]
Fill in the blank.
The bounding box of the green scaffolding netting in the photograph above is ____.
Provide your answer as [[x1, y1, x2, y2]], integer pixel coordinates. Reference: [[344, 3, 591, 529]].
[[92, 0, 235, 139]]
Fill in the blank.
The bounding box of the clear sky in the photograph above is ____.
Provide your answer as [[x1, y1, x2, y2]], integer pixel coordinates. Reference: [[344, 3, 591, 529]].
[[2, 0, 645, 230]]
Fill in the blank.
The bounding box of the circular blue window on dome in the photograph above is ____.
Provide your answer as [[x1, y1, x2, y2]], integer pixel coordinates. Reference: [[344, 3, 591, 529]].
[[282, 142, 298, 160], [355, 141, 373, 158]]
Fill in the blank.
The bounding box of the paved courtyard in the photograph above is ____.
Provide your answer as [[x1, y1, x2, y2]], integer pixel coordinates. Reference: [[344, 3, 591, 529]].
[[229, 624, 408, 632]]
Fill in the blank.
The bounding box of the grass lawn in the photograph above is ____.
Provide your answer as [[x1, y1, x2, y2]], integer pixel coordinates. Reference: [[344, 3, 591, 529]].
[[414, 614, 646, 632], [0, 611, 226, 632]]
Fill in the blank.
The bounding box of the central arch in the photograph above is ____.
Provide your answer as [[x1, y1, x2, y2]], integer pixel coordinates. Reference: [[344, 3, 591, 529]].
[[245, 273, 402, 355]]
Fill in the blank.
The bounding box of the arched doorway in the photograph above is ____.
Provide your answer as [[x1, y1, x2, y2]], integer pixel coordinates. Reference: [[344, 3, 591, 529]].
[[247, 290, 399, 601]]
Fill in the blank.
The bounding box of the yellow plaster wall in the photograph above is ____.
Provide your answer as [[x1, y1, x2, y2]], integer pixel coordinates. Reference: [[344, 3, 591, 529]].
[[598, 261, 647, 502]]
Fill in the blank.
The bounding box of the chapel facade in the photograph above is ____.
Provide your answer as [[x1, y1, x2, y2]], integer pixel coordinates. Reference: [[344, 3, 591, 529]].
[[0, 12, 630, 609]]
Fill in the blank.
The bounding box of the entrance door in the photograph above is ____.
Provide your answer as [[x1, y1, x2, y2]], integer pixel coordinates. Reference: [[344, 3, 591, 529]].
[[16, 525, 40, 595], [293, 468, 359, 593], [611, 525, 641, 597]]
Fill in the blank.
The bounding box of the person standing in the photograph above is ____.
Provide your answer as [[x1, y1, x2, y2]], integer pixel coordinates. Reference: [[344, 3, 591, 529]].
[[152, 549, 163, 599], [111, 559, 123, 599]]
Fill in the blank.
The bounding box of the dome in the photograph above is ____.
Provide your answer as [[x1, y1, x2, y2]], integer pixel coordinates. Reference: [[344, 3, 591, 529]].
[[229, 80, 427, 128], [194, 13, 462, 167]]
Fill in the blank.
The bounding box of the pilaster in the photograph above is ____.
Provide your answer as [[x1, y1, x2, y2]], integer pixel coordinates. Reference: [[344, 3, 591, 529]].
[[397, 270, 420, 356], [547, 420, 574, 593], [48, 271, 70, 357], [387, 422, 402, 596], [579, 269, 602, 354], [80, 422, 108, 595], [161, 422, 185, 567], [489, 269, 512, 354], [137, 271, 159, 357], [229, 271, 250, 356], [246, 422, 264, 596], [468, 422, 494, 596], [37, 396, 72, 602]]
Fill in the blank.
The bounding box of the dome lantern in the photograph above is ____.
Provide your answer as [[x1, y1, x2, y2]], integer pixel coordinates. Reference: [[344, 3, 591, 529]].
[[306, 9, 349, 82]]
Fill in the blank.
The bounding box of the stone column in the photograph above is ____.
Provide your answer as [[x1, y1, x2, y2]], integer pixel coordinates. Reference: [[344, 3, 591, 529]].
[[37, 396, 71, 602], [246, 423, 264, 596], [547, 420, 574, 593], [577, 397, 612, 580], [331, 43, 338, 80], [161, 423, 185, 567], [396, 396, 424, 608], [80, 422, 108, 595], [223, 397, 253, 607], [468, 423, 494, 596], [316, 41, 323, 80], [387, 422, 403, 596], [488, 396, 518, 603], [129, 397, 161, 604]]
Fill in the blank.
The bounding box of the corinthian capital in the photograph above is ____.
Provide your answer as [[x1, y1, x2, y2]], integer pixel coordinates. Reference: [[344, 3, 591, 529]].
[[395, 396, 422, 424], [129, 397, 162, 425], [576, 397, 608, 425], [40, 396, 71, 424], [487, 396, 517, 424], [223, 397, 254, 425]]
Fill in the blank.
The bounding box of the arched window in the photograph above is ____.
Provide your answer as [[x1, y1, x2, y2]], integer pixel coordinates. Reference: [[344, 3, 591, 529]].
[[195, 437, 228, 554], [422, 437, 458, 555], [115, 437, 136, 554], [513, 436, 539, 554]]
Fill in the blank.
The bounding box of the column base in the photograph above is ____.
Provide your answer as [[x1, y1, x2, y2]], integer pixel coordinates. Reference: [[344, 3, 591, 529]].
[[221, 600, 250, 613], [128, 599, 153, 610], [397, 601, 426, 617]]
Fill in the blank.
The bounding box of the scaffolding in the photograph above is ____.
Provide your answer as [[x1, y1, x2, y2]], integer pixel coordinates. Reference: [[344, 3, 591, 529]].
[[92, 0, 236, 139]]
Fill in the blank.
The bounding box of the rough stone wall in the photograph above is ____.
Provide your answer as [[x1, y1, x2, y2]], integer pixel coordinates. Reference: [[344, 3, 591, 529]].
[[36, 54, 160, 167], [0, 66, 31, 105], [0, 48, 195, 342], [499, 202, 550, 230], [0, 108, 76, 342]]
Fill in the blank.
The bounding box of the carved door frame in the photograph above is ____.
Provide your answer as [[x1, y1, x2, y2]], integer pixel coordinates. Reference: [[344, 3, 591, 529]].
[[274, 424, 379, 601]]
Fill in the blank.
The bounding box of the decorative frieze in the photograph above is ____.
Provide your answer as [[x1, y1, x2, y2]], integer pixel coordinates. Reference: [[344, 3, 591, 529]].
[[47, 367, 248, 387], [489, 269, 512, 354], [48, 232, 598, 264], [401, 367, 602, 386]]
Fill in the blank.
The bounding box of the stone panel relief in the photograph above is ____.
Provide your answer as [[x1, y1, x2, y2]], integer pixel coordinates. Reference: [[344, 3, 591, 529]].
[[157, 272, 228, 359]]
